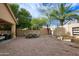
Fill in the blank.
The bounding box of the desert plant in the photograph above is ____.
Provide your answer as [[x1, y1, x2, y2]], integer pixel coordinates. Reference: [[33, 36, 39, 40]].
[[53, 27, 70, 40], [53, 27, 66, 37], [71, 37, 79, 44], [53, 27, 74, 40]]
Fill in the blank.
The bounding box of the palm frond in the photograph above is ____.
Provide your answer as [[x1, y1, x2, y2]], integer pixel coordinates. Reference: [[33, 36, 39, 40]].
[[65, 4, 72, 12], [67, 9, 79, 14], [64, 13, 79, 21], [59, 3, 66, 15], [50, 9, 60, 20]]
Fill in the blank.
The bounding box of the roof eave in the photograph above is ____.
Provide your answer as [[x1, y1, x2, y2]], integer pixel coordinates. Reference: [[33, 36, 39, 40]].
[[4, 3, 17, 24]]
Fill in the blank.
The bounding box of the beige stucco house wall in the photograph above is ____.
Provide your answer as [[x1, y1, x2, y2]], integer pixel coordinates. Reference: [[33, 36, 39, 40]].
[[50, 21, 79, 38], [63, 23, 79, 38], [0, 3, 16, 38]]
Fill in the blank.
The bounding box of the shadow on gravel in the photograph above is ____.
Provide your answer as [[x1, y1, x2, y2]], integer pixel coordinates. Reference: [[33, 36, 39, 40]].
[[69, 45, 79, 49]]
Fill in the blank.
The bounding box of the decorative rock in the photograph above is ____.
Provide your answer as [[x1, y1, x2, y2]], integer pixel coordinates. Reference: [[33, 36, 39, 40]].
[[25, 34, 39, 38]]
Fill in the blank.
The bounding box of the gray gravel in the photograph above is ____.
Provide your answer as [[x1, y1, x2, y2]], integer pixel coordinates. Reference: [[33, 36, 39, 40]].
[[0, 35, 79, 56]]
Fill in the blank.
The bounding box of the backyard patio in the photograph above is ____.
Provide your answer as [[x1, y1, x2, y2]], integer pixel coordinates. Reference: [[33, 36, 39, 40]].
[[1, 3, 79, 56], [0, 35, 79, 56]]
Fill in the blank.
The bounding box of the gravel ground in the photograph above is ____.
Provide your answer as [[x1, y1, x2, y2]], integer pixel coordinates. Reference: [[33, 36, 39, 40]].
[[0, 35, 79, 56]]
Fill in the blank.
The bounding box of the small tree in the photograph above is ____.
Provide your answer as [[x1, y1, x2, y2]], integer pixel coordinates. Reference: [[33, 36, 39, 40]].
[[17, 8, 32, 29], [31, 17, 48, 30], [10, 3, 19, 19], [10, 4, 32, 29]]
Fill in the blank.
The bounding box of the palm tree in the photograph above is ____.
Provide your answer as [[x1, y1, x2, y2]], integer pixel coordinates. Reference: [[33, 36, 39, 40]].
[[50, 3, 79, 26]]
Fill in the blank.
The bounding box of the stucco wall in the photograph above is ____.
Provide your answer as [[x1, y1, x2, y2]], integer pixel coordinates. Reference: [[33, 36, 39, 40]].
[[17, 29, 49, 37], [63, 23, 79, 38], [0, 4, 15, 24], [50, 23, 79, 38]]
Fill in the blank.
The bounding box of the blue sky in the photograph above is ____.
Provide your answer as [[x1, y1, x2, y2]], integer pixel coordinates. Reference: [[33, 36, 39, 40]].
[[19, 3, 41, 18], [19, 3, 79, 18], [19, 3, 79, 26], [19, 3, 59, 18]]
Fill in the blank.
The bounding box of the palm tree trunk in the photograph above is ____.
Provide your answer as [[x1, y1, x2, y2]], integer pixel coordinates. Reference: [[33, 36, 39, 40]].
[[60, 20, 64, 26], [60, 20, 64, 40]]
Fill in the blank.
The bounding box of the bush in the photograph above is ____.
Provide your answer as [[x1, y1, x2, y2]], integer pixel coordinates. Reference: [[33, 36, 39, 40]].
[[71, 36, 79, 44], [62, 32, 71, 39], [53, 27, 66, 37], [53, 27, 72, 40]]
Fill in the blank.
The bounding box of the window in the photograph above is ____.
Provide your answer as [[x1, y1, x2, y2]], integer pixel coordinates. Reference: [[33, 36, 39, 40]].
[[72, 27, 79, 35]]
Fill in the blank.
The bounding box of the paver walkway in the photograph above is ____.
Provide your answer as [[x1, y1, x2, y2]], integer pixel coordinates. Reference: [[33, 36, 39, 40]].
[[0, 35, 79, 56]]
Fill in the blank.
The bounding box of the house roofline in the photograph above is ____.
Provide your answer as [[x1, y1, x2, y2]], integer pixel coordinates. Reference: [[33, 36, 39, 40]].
[[4, 3, 17, 24]]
